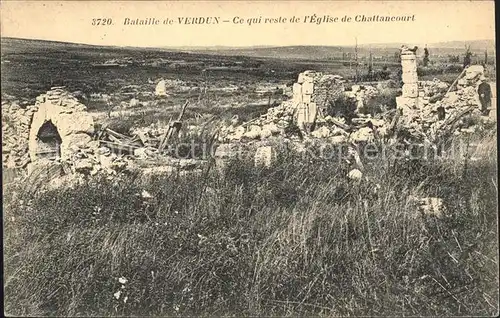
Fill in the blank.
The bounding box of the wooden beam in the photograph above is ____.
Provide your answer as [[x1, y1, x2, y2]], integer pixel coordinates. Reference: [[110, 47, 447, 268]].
[[105, 128, 132, 141], [329, 117, 350, 131], [444, 68, 467, 96], [158, 100, 190, 152]]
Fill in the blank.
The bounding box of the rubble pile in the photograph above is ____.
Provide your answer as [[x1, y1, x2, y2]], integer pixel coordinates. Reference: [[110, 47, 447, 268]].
[[387, 79, 451, 138], [3, 53, 493, 181], [220, 100, 295, 142], [417, 79, 449, 105], [393, 47, 489, 143], [403, 65, 488, 142], [219, 71, 386, 144], [220, 62, 491, 154], [418, 79, 449, 97], [70, 144, 133, 176], [437, 65, 484, 110]]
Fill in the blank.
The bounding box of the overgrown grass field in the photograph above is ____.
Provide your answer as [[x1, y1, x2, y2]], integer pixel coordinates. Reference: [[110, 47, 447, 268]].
[[3, 130, 498, 316]]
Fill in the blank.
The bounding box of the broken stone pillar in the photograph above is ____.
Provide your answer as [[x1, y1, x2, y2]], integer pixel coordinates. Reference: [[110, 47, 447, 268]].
[[294, 72, 317, 131], [254, 146, 277, 168], [396, 46, 419, 114], [401, 54, 418, 97]]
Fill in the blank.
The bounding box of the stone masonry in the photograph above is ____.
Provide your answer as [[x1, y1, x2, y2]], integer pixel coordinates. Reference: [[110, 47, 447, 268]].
[[2, 99, 35, 169], [2, 87, 96, 171], [28, 87, 95, 162], [292, 71, 345, 131], [396, 46, 419, 114]]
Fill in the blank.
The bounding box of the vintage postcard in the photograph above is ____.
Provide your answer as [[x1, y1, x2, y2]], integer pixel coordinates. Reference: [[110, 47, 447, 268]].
[[2, 0, 497, 316]]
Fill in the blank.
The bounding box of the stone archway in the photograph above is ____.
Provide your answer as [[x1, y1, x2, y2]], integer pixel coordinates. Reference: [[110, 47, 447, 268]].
[[28, 87, 95, 163]]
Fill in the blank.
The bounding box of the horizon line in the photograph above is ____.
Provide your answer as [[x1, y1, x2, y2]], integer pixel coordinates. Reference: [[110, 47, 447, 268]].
[[1, 36, 496, 50]]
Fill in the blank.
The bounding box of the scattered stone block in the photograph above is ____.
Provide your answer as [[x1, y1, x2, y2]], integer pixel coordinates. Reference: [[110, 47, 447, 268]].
[[311, 126, 331, 138], [214, 143, 240, 172], [348, 168, 363, 181], [129, 98, 140, 108], [243, 125, 262, 139], [97, 147, 111, 156], [350, 127, 374, 143], [260, 127, 272, 139], [329, 135, 347, 144], [262, 123, 280, 135], [134, 147, 149, 159], [155, 79, 168, 96], [254, 146, 277, 168], [409, 196, 446, 218], [74, 158, 93, 173]]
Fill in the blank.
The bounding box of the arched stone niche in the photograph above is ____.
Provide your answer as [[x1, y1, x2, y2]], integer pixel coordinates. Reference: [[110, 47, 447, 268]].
[[28, 88, 95, 162], [33, 120, 62, 160]]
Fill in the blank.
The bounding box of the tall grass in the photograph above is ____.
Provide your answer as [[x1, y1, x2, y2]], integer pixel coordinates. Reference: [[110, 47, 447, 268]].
[[3, 133, 498, 316]]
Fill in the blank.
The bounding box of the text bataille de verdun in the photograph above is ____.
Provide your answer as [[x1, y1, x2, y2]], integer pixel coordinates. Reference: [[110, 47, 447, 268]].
[[123, 14, 416, 25]]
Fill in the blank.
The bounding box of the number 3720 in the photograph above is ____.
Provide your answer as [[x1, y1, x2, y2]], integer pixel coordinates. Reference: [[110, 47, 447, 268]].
[[92, 18, 113, 26]]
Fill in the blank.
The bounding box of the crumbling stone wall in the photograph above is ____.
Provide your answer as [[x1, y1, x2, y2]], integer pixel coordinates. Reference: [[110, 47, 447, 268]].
[[435, 65, 485, 110], [2, 87, 97, 171], [2, 99, 36, 168], [292, 71, 345, 130]]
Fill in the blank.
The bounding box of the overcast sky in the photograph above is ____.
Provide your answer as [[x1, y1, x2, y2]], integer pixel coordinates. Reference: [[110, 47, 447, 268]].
[[1, 1, 496, 47]]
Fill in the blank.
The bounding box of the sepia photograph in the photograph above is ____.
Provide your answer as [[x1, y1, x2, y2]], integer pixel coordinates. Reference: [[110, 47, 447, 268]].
[[2, 0, 498, 316]]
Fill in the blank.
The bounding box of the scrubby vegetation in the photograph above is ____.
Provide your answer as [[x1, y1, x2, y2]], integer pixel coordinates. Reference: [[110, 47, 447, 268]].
[[4, 131, 498, 317]]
